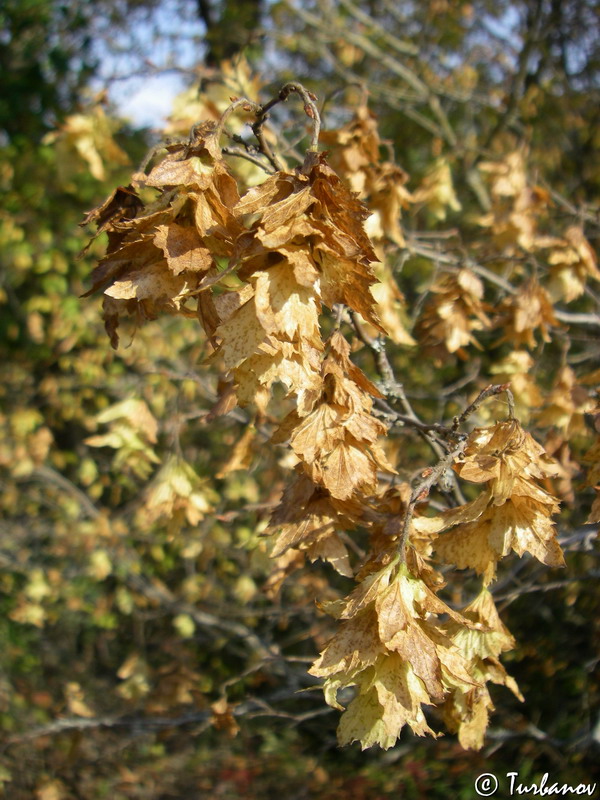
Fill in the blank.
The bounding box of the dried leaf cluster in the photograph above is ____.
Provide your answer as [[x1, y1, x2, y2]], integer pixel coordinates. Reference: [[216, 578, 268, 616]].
[[81, 85, 595, 752]]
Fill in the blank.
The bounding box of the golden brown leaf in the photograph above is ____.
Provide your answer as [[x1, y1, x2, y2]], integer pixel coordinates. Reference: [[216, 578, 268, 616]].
[[307, 534, 353, 578], [412, 158, 461, 220], [545, 226, 600, 303], [310, 607, 383, 679], [154, 222, 214, 275], [495, 280, 558, 349], [415, 269, 491, 357]]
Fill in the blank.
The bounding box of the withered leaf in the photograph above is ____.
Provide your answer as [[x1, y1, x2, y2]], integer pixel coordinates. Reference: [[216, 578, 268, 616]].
[[253, 262, 321, 343], [214, 296, 268, 370], [105, 261, 187, 304], [145, 153, 216, 189], [310, 607, 382, 678], [307, 534, 353, 578], [153, 223, 213, 275], [323, 441, 377, 500]]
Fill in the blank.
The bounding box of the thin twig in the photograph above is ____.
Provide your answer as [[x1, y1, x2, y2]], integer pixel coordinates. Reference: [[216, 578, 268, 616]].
[[213, 97, 262, 145], [553, 309, 600, 327], [221, 145, 276, 174], [452, 383, 511, 430], [406, 237, 600, 328], [337, 0, 418, 56], [213, 83, 322, 173], [350, 312, 449, 453], [397, 383, 515, 560], [398, 442, 467, 561], [25, 466, 100, 520], [257, 82, 321, 153], [495, 573, 600, 604], [126, 574, 279, 663]]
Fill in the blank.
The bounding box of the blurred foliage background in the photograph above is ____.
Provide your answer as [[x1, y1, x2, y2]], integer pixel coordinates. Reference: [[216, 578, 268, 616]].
[[0, 0, 599, 797]]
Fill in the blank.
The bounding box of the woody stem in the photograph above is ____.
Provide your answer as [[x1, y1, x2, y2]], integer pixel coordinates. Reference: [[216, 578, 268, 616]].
[[213, 97, 263, 147]]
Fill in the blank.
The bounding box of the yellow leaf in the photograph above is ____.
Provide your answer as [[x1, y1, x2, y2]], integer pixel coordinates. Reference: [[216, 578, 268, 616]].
[[371, 654, 438, 737], [138, 454, 214, 527], [370, 264, 416, 346], [385, 624, 444, 701], [105, 260, 188, 304], [309, 608, 382, 678], [35, 778, 68, 800], [415, 269, 490, 356], [173, 614, 196, 638], [495, 280, 558, 349], [253, 261, 321, 343], [216, 425, 257, 477], [337, 685, 397, 749], [65, 682, 95, 718], [24, 568, 52, 601], [413, 158, 461, 220], [546, 226, 600, 303], [88, 550, 112, 581]]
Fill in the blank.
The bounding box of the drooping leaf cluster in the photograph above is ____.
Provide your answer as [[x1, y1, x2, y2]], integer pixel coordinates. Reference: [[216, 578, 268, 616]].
[[1, 2, 599, 795], [78, 77, 598, 752]]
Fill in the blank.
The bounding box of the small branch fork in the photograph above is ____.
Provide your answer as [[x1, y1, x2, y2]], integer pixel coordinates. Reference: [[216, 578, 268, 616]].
[[214, 82, 321, 172], [349, 311, 515, 560], [141, 80, 514, 569], [137, 82, 321, 177], [350, 312, 454, 458], [397, 441, 466, 560], [396, 383, 514, 561], [452, 382, 515, 430]]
